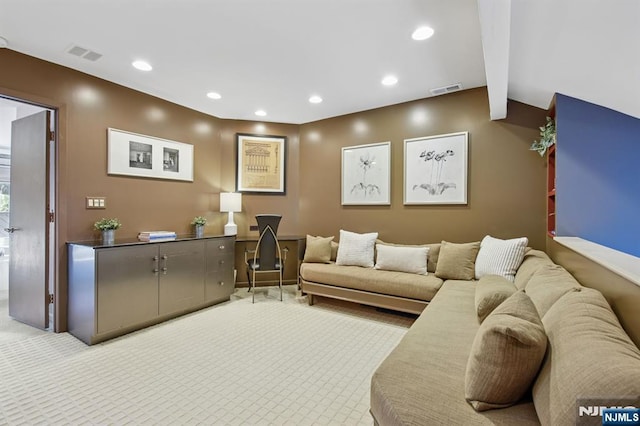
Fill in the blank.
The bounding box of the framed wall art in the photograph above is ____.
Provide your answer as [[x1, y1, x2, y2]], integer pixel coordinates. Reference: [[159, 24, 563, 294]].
[[236, 133, 287, 194], [107, 128, 194, 181], [341, 141, 391, 205], [404, 131, 468, 205]]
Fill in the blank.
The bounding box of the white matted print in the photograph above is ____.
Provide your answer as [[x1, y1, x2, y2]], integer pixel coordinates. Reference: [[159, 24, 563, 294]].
[[342, 142, 390, 205], [107, 128, 194, 181], [404, 132, 468, 205]]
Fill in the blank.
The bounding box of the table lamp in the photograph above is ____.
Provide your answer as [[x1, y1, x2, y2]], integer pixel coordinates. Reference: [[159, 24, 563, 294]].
[[220, 192, 242, 235]]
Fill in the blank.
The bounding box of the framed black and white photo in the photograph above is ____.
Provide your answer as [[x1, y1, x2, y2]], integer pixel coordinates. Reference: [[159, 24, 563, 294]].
[[404, 132, 468, 205], [341, 141, 391, 205], [236, 133, 287, 194], [107, 128, 194, 181]]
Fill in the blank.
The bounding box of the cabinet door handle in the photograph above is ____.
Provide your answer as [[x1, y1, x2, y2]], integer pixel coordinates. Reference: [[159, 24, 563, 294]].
[[219, 281, 224, 286], [153, 268, 159, 273], [219, 260, 225, 265], [153, 256, 158, 261], [162, 255, 168, 260], [161, 267, 167, 275], [219, 245, 225, 250]]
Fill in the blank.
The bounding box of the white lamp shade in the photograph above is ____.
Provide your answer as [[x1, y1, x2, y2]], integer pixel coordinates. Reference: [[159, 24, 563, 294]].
[[220, 192, 242, 212]]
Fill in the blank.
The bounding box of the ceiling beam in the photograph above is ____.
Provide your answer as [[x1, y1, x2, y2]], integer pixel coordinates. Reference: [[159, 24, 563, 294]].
[[478, 0, 511, 120]]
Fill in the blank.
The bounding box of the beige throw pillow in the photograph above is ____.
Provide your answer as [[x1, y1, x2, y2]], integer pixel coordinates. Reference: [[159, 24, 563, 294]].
[[465, 290, 547, 411], [434, 241, 480, 280], [532, 287, 640, 426], [374, 244, 429, 275], [475, 275, 517, 323], [303, 235, 333, 263], [376, 240, 440, 273]]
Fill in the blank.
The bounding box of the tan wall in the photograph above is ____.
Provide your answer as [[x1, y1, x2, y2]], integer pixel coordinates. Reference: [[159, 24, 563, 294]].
[[219, 120, 300, 237], [299, 88, 549, 249]]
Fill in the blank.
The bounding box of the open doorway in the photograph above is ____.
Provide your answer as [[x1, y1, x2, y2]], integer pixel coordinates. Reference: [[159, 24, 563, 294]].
[[0, 96, 55, 342]]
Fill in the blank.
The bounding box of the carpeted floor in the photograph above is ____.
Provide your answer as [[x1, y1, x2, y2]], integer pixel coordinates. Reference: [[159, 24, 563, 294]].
[[0, 285, 414, 425]]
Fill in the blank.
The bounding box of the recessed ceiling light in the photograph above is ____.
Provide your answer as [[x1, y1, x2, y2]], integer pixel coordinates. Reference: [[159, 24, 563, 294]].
[[132, 60, 152, 71], [309, 95, 323, 104], [412, 26, 435, 41], [207, 92, 222, 100], [255, 110, 267, 117], [381, 75, 398, 86]]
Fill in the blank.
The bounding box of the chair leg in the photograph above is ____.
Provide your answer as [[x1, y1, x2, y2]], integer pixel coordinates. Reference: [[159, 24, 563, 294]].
[[252, 270, 256, 304], [279, 269, 283, 301], [246, 268, 251, 292]]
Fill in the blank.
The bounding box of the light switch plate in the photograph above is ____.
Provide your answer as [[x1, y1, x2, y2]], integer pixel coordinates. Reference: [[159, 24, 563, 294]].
[[86, 197, 106, 209]]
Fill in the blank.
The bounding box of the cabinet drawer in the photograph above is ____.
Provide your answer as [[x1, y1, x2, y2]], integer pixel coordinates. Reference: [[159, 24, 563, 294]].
[[207, 237, 234, 256]]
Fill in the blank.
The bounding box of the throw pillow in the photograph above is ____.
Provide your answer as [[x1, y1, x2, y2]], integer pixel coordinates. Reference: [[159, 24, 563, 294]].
[[475, 275, 517, 323], [376, 240, 440, 272], [465, 290, 547, 411], [330, 241, 339, 261], [532, 287, 640, 426], [335, 230, 378, 268], [434, 241, 480, 280], [374, 244, 429, 275], [474, 235, 529, 282], [303, 235, 334, 263]]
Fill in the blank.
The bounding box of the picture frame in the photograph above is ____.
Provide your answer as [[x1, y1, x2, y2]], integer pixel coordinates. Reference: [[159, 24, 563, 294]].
[[107, 128, 194, 181], [404, 131, 468, 205], [341, 141, 391, 205], [236, 133, 287, 194]]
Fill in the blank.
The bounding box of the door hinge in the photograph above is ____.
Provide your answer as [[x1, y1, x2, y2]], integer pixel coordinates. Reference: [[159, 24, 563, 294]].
[[49, 130, 55, 141], [49, 294, 54, 304], [48, 211, 55, 223]]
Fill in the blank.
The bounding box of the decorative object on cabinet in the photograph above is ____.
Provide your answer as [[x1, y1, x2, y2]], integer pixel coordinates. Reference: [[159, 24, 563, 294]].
[[530, 116, 556, 156], [220, 192, 242, 235], [404, 132, 468, 205], [67, 235, 235, 344], [107, 128, 194, 181], [245, 215, 285, 303], [94, 217, 121, 244], [236, 133, 287, 194], [341, 141, 391, 205], [191, 216, 207, 238]]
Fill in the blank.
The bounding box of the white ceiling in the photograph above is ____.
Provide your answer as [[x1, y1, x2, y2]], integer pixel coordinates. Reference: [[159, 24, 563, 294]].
[[0, 0, 638, 124]]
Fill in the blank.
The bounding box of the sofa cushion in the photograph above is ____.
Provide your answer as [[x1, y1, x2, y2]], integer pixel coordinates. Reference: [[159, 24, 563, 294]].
[[475, 235, 528, 282], [377, 240, 441, 273], [524, 264, 582, 317], [374, 243, 429, 275], [371, 280, 540, 425], [475, 275, 517, 323], [300, 263, 443, 302], [435, 241, 480, 280], [330, 241, 339, 261], [513, 249, 553, 290], [533, 287, 640, 426], [335, 229, 378, 268], [465, 291, 547, 411], [303, 235, 333, 263]]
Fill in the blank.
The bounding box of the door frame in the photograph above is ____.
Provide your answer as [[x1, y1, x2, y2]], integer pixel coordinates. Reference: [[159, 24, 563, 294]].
[[0, 85, 68, 332]]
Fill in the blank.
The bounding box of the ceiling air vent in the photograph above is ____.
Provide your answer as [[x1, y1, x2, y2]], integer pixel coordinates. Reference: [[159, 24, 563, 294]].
[[67, 45, 103, 62], [430, 83, 463, 96]]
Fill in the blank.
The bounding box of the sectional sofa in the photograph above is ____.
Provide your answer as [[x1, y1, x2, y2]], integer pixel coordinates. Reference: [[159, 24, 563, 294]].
[[300, 232, 640, 425]]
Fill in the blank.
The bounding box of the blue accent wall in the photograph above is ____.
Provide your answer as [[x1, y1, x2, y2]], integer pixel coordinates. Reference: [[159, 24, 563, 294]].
[[556, 94, 640, 257]]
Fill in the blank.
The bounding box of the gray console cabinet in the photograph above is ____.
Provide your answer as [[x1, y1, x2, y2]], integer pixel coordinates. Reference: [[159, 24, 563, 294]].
[[68, 236, 235, 345]]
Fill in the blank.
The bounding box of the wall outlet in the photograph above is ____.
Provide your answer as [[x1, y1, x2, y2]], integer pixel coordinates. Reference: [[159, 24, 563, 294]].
[[86, 197, 106, 209]]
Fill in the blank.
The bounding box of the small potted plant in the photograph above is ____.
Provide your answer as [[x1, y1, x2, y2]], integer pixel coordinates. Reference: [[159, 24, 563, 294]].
[[530, 116, 556, 156], [94, 218, 122, 244], [191, 216, 207, 238]]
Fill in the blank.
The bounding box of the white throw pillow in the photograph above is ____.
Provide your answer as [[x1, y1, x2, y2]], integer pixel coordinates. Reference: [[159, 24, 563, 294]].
[[374, 244, 429, 275], [475, 235, 528, 282], [335, 230, 378, 268]]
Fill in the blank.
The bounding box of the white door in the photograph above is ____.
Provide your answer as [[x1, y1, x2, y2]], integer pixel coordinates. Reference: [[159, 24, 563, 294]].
[[7, 110, 50, 329]]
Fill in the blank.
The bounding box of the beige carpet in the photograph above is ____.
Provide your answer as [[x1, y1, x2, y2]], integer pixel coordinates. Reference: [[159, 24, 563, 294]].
[[0, 285, 414, 425]]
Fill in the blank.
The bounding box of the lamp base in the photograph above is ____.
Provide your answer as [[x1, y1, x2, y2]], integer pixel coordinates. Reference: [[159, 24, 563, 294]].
[[224, 223, 237, 236]]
